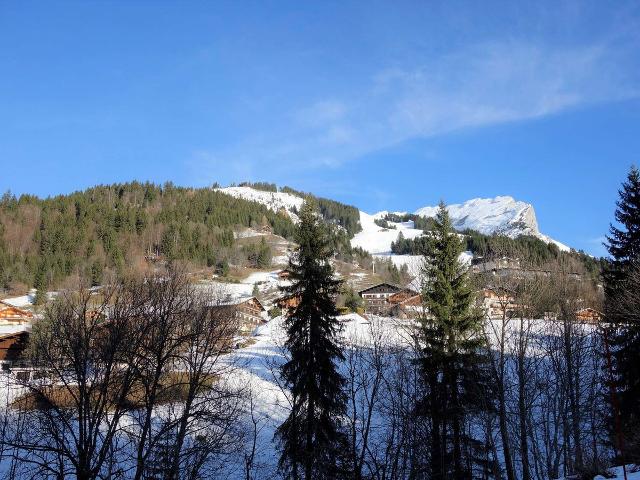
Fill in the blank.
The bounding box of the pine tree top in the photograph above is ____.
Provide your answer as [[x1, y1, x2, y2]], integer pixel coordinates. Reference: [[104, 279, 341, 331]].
[[606, 165, 640, 264], [421, 202, 477, 332]]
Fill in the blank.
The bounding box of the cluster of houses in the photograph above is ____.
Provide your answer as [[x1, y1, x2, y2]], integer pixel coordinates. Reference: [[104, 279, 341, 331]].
[[0, 257, 602, 379], [480, 288, 602, 323], [0, 292, 269, 379], [355, 276, 601, 324], [471, 256, 583, 281]]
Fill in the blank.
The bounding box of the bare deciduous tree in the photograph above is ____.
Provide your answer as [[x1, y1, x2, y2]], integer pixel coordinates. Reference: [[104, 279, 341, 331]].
[[5, 269, 244, 480]]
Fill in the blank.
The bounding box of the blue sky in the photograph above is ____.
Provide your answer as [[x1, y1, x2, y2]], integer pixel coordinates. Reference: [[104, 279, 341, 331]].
[[1, 1, 639, 256]]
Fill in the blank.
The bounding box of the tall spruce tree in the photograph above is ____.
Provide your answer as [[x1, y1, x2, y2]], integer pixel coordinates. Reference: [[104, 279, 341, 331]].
[[605, 165, 640, 460], [418, 202, 490, 479], [275, 200, 349, 479], [605, 165, 640, 290]]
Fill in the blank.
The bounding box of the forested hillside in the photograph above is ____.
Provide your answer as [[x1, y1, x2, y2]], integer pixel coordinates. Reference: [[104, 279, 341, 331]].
[[391, 223, 604, 278], [0, 182, 299, 293]]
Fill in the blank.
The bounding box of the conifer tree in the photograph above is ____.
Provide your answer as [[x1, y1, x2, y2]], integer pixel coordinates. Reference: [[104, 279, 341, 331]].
[[604, 165, 640, 459], [418, 202, 490, 479], [605, 165, 640, 290], [275, 200, 349, 479]]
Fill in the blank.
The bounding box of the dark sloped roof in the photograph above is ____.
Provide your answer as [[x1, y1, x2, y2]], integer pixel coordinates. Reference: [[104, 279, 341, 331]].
[[357, 283, 402, 295]]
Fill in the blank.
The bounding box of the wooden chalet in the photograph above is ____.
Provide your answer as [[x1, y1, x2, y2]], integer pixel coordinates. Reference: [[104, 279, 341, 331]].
[[358, 283, 411, 315], [387, 288, 422, 318], [208, 296, 267, 335], [0, 331, 30, 370], [575, 308, 602, 324], [0, 300, 33, 334], [276, 294, 301, 312], [388, 289, 421, 305], [472, 257, 521, 277], [472, 257, 582, 281], [481, 288, 520, 320]]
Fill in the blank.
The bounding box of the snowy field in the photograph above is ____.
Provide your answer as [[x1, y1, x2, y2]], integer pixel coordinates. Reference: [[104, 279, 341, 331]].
[[219, 313, 618, 480], [218, 313, 414, 478], [0, 309, 630, 479]]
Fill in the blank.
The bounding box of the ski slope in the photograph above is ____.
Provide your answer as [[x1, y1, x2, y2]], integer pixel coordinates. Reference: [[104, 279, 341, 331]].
[[351, 211, 424, 254]]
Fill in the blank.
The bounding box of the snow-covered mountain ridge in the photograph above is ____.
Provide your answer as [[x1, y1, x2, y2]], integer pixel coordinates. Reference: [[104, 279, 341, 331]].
[[214, 186, 569, 252], [414, 196, 569, 251]]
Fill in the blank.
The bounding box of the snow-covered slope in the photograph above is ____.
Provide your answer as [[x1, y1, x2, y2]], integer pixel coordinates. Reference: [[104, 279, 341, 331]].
[[415, 196, 569, 251], [351, 211, 424, 254], [214, 186, 304, 220]]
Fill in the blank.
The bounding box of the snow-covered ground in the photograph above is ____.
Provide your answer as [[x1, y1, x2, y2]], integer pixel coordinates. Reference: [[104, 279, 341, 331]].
[[557, 465, 640, 480], [2, 290, 61, 310], [1, 293, 35, 309], [225, 312, 608, 479], [0, 296, 618, 479], [220, 313, 413, 478], [594, 466, 640, 480], [375, 251, 472, 273]]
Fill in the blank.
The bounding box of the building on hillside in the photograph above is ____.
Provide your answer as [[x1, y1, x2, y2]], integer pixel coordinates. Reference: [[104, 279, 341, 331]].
[[0, 300, 34, 334], [575, 307, 602, 324], [358, 283, 402, 315], [472, 257, 583, 282], [276, 294, 300, 312], [481, 288, 520, 320], [0, 331, 32, 380], [387, 289, 422, 318], [208, 296, 267, 335], [472, 257, 521, 276]]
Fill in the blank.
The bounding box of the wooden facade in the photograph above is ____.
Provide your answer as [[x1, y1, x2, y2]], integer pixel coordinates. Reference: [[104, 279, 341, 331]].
[[276, 294, 301, 311], [0, 331, 29, 368], [575, 307, 602, 324], [357, 283, 422, 316], [0, 300, 33, 334], [235, 297, 266, 333], [388, 289, 421, 306], [387, 289, 422, 318], [209, 296, 267, 335], [481, 288, 520, 320]]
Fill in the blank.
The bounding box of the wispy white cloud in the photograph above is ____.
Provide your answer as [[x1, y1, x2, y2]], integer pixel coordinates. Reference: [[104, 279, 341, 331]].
[[191, 34, 639, 183], [294, 100, 348, 128]]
